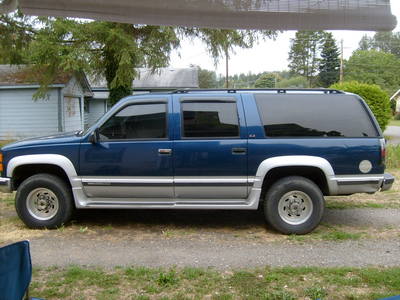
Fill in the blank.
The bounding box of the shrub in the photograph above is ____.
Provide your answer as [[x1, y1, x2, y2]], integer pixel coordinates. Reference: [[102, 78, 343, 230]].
[[330, 81, 391, 131]]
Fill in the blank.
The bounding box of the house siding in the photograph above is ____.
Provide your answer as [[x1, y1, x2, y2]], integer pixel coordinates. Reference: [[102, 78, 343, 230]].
[[0, 88, 59, 140], [88, 99, 107, 126], [63, 96, 82, 132], [62, 76, 85, 132]]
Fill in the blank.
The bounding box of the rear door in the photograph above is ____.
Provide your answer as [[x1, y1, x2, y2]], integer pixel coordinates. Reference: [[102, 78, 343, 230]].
[[172, 94, 248, 199]]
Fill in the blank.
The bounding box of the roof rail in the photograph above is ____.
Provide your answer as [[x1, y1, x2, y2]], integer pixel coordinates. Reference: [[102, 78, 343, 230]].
[[171, 88, 344, 94]]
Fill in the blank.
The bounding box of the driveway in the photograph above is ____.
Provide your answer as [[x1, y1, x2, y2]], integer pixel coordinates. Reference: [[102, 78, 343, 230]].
[[384, 125, 400, 144], [25, 208, 400, 269]]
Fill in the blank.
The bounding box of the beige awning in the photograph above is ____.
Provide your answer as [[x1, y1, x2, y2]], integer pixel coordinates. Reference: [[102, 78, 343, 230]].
[[1, 0, 397, 31]]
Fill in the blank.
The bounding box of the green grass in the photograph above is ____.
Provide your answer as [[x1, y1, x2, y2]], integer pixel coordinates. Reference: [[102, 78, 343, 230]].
[[386, 144, 400, 169], [29, 266, 400, 300], [325, 200, 398, 209], [0, 140, 14, 148], [287, 224, 364, 242], [389, 119, 400, 127]]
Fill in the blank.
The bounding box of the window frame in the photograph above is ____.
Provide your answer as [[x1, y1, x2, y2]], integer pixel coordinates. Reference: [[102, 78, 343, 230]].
[[97, 100, 169, 142], [254, 94, 380, 139], [179, 97, 241, 140]]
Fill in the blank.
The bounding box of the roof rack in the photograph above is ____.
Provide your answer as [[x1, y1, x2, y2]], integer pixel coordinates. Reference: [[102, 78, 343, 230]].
[[171, 88, 344, 94]]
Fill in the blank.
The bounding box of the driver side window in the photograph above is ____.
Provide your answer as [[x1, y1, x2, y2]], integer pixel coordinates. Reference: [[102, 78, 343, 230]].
[[99, 103, 167, 140]]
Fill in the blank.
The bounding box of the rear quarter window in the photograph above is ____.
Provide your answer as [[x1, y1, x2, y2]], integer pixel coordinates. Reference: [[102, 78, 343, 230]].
[[255, 94, 379, 138]]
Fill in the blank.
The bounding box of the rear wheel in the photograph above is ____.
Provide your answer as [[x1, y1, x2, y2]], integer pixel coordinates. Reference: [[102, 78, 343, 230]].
[[264, 176, 325, 234], [15, 174, 74, 229]]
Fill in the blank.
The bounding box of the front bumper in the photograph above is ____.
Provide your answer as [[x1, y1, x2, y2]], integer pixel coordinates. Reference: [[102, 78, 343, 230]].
[[0, 177, 11, 193], [381, 173, 395, 192]]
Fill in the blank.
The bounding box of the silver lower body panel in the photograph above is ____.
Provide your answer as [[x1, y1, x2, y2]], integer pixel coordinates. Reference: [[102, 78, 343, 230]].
[[330, 174, 386, 195], [72, 186, 261, 210]]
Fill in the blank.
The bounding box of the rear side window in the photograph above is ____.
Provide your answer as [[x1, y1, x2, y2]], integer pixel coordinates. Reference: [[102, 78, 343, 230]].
[[181, 101, 239, 138], [255, 94, 378, 138]]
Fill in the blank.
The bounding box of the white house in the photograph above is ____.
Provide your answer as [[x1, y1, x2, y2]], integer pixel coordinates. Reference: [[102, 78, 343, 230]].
[[0, 65, 92, 140], [0, 66, 199, 140], [390, 89, 400, 114]]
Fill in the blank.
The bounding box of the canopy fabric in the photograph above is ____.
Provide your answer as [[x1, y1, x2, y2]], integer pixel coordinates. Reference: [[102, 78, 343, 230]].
[[2, 0, 397, 31]]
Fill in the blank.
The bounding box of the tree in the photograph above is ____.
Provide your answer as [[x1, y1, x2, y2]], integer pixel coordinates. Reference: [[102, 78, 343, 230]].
[[254, 73, 276, 88], [1, 13, 276, 104], [276, 76, 308, 88], [331, 81, 391, 131], [196, 66, 218, 88], [318, 32, 340, 87], [0, 11, 34, 64], [288, 31, 326, 87], [358, 32, 400, 58], [344, 50, 400, 96]]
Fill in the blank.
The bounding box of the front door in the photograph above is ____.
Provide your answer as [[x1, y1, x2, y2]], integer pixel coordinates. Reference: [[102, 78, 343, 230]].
[[172, 95, 248, 199], [79, 99, 173, 199]]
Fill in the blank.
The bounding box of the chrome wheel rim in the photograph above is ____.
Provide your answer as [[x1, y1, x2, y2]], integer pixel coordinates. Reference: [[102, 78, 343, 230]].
[[26, 188, 59, 220], [278, 191, 313, 225]]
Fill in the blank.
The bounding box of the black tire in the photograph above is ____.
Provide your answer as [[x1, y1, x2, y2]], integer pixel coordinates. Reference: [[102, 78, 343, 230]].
[[15, 173, 74, 229], [264, 176, 325, 235]]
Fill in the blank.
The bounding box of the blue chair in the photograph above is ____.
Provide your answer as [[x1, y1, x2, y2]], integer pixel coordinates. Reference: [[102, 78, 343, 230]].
[[0, 240, 43, 300]]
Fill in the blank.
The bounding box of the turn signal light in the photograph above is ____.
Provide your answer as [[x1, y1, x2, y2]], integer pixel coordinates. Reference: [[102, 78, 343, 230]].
[[0, 153, 3, 172]]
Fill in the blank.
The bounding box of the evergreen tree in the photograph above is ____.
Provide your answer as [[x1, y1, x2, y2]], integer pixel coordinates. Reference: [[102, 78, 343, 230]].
[[0, 12, 276, 104], [288, 31, 326, 87], [318, 33, 340, 87]]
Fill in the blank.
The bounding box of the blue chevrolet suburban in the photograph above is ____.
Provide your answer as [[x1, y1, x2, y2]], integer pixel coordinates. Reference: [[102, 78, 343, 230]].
[[0, 89, 395, 234]]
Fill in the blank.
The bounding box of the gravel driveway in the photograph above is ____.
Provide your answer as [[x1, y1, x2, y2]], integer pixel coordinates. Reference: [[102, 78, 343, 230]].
[[28, 208, 400, 269]]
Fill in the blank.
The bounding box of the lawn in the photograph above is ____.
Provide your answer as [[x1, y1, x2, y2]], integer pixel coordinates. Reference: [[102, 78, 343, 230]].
[[0, 140, 14, 148], [29, 265, 400, 300], [389, 119, 400, 127]]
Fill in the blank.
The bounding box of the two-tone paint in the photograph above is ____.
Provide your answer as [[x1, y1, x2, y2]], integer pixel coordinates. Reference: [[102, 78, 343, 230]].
[[0, 91, 394, 208]]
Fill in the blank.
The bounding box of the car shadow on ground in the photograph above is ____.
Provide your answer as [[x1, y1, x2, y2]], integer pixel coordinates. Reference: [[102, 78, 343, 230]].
[[74, 208, 267, 230]]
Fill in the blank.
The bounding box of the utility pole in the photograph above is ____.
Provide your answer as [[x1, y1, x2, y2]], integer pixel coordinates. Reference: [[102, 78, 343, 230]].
[[225, 46, 229, 88], [340, 39, 344, 83]]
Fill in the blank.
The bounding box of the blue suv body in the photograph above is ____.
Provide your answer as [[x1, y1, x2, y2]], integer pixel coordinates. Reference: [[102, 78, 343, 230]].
[[0, 89, 394, 234]]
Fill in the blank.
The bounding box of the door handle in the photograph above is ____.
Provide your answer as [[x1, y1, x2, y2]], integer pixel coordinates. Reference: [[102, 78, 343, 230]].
[[158, 148, 172, 155], [232, 147, 247, 154]]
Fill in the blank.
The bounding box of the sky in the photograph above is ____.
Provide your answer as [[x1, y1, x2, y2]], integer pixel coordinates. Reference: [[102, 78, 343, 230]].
[[169, 0, 400, 76]]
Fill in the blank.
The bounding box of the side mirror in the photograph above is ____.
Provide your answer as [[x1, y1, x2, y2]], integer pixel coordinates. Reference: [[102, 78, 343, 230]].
[[89, 129, 100, 144]]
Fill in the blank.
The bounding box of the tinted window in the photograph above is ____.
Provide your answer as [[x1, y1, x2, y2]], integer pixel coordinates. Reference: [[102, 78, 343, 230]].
[[99, 103, 167, 140], [255, 94, 378, 138], [182, 101, 239, 138]]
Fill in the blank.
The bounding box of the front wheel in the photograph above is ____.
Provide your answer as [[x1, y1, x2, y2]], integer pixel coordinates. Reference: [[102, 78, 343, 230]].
[[264, 176, 325, 235], [15, 174, 74, 229]]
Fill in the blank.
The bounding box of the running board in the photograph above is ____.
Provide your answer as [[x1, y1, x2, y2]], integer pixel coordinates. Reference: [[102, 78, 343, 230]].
[[72, 187, 262, 210], [81, 200, 255, 210]]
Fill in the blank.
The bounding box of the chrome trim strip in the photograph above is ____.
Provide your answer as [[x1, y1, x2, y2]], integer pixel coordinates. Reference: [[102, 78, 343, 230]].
[[82, 176, 249, 186], [174, 182, 249, 187], [83, 182, 172, 187], [337, 180, 380, 186]]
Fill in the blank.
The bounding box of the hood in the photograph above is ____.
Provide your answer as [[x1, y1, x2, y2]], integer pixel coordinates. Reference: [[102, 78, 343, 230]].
[[1, 131, 83, 151]]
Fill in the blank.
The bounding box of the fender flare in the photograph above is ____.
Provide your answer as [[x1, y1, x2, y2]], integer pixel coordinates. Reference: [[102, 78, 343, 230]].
[[7, 154, 78, 187], [253, 155, 337, 194]]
